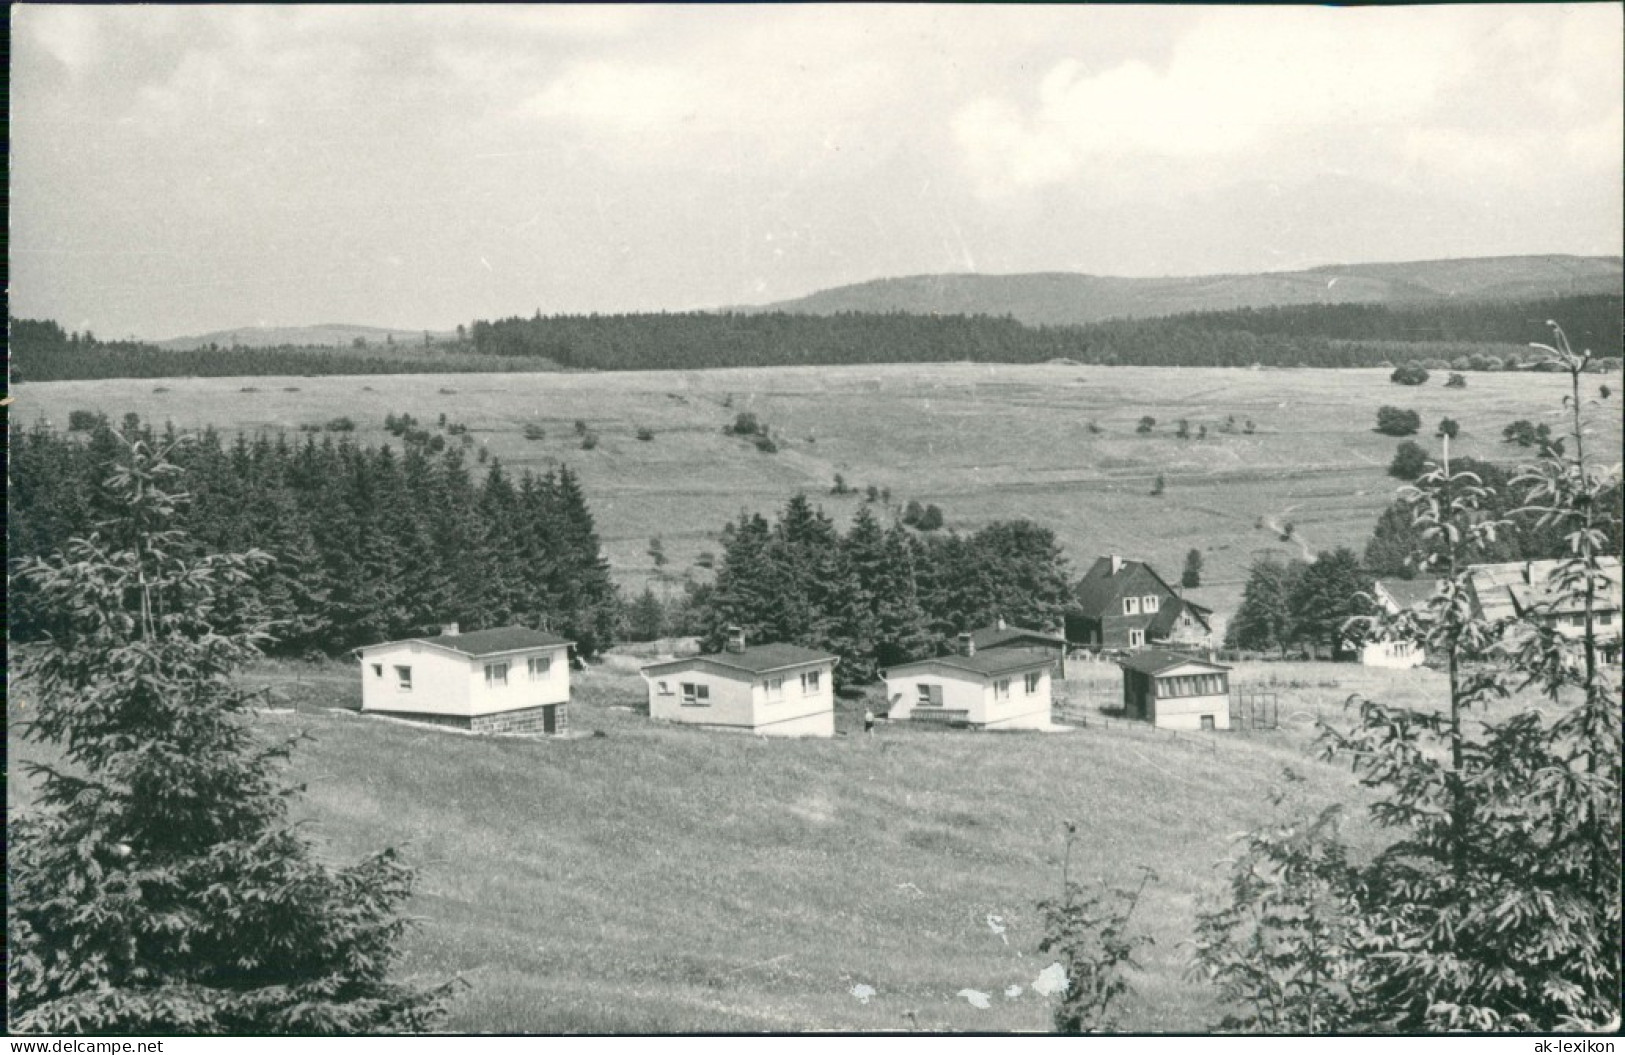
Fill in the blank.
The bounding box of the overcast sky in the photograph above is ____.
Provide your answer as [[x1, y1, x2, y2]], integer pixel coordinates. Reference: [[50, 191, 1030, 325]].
[[10, 3, 1623, 340]]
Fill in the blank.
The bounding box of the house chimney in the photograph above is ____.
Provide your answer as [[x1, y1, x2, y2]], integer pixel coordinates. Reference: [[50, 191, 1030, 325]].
[[996, 615, 1007, 631], [726, 626, 747, 654], [1109, 554, 1124, 575], [440, 621, 460, 637], [958, 632, 975, 657]]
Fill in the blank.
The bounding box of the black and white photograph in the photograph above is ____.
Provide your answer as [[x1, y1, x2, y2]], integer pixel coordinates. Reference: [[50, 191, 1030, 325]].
[[7, 2, 1623, 1039]]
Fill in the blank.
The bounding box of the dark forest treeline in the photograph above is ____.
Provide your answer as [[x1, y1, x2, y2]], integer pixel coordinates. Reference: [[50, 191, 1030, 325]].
[[1109, 293, 1623, 349], [696, 497, 1074, 689], [467, 292, 1622, 370], [8, 317, 545, 381], [14, 291, 1620, 381], [8, 416, 620, 656]]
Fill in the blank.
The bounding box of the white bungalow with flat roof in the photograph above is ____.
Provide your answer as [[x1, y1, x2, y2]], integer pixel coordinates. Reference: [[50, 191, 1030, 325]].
[[639, 627, 838, 738], [357, 623, 573, 734], [882, 633, 1053, 730], [1117, 649, 1231, 731]]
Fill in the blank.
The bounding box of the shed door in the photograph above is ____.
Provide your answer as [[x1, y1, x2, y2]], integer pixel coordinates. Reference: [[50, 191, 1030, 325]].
[[543, 705, 557, 735]]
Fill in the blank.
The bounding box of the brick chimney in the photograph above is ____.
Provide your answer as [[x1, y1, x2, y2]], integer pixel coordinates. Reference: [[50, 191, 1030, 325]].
[[726, 626, 747, 654], [1108, 554, 1125, 575], [440, 621, 460, 637], [958, 632, 975, 657]]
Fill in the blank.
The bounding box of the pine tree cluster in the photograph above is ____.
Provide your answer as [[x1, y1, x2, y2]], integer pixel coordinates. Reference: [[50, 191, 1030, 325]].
[[8, 416, 620, 657], [701, 497, 1072, 688]]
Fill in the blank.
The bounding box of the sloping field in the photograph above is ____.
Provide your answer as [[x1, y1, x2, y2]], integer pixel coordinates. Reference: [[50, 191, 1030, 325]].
[[18, 363, 1614, 627], [14, 659, 1460, 1032]]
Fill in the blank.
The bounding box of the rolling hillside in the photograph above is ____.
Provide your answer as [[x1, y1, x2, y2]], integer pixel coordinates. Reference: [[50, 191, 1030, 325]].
[[9, 656, 1431, 1032], [24, 363, 1618, 622], [740, 255, 1623, 327]]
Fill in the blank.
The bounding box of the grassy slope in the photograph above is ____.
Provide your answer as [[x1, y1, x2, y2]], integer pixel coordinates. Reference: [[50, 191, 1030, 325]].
[[17, 364, 1617, 627], [17, 657, 1472, 1032]]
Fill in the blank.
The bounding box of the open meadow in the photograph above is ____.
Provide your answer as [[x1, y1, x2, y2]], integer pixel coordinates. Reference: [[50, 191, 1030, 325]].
[[15, 363, 1616, 627], [16, 653, 1522, 1032]]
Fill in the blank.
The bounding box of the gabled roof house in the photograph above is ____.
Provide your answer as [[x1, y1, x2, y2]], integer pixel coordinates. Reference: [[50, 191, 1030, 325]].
[[640, 628, 838, 737], [1361, 578, 1438, 669], [1467, 558, 1622, 661], [1067, 555, 1213, 651], [883, 633, 1054, 730], [358, 623, 573, 734], [968, 617, 1070, 677]]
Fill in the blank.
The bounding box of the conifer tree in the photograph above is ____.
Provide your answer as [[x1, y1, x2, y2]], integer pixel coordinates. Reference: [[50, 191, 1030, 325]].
[[1225, 556, 1305, 655], [8, 434, 446, 1034], [1289, 548, 1373, 658]]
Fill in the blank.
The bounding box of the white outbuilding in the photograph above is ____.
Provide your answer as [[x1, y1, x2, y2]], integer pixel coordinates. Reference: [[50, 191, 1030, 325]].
[[882, 633, 1054, 730], [639, 628, 838, 738], [357, 623, 573, 734], [1117, 649, 1231, 731]]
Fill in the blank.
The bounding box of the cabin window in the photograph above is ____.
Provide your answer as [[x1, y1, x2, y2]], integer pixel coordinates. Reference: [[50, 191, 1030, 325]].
[[800, 670, 821, 694], [1128, 629, 1145, 647], [1024, 671, 1041, 694], [1123, 596, 1140, 615], [1200, 715, 1216, 731], [764, 677, 784, 701], [1600, 612, 1614, 626], [395, 665, 413, 691], [656, 680, 673, 696], [681, 682, 710, 706], [1143, 595, 1159, 613], [994, 679, 1010, 700], [1567, 613, 1587, 628], [371, 663, 383, 678], [528, 655, 552, 680], [916, 683, 943, 706], [485, 662, 509, 689]]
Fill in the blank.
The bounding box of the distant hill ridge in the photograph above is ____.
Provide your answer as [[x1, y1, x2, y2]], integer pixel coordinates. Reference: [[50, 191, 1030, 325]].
[[736, 254, 1623, 327]]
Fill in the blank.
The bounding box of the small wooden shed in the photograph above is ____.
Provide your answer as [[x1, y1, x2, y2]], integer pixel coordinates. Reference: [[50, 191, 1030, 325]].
[[1117, 649, 1231, 731]]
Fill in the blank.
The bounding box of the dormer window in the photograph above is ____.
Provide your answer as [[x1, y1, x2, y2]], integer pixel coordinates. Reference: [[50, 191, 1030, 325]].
[[1144, 595, 1159, 613], [1124, 596, 1141, 615]]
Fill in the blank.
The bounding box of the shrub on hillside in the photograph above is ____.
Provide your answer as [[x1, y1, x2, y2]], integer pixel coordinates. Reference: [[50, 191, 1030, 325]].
[[1444, 372, 1467, 388], [580, 431, 600, 450], [752, 434, 777, 454], [1374, 406, 1421, 436], [635, 426, 654, 442], [325, 416, 356, 432], [1389, 363, 1429, 386], [1136, 416, 1156, 434], [67, 410, 103, 432], [1436, 418, 1460, 440], [1388, 440, 1430, 480], [523, 423, 545, 441]]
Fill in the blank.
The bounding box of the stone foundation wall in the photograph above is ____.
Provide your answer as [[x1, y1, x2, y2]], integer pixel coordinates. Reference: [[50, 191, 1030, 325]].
[[470, 703, 568, 735], [368, 703, 568, 736]]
